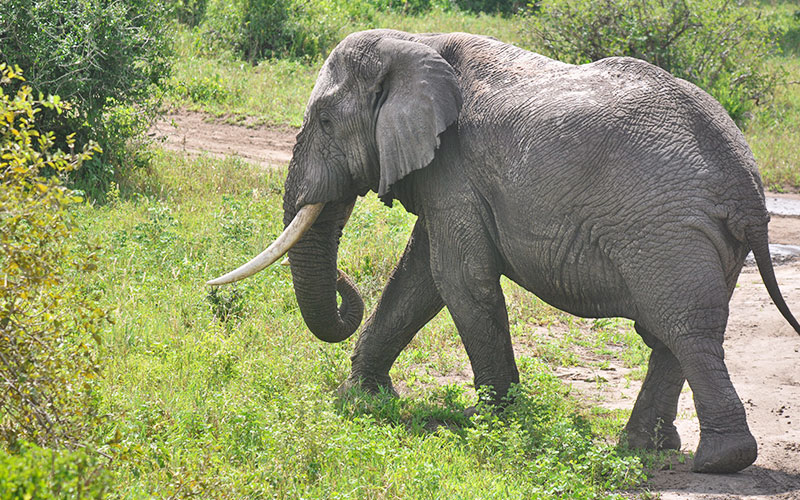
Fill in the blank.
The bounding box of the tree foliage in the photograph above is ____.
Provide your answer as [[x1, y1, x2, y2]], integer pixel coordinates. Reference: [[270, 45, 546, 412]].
[[0, 64, 109, 450], [521, 0, 783, 123], [0, 0, 173, 195]]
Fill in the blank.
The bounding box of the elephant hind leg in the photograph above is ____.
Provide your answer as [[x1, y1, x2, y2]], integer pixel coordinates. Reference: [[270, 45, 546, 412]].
[[624, 243, 756, 473], [623, 323, 684, 451], [668, 317, 757, 473]]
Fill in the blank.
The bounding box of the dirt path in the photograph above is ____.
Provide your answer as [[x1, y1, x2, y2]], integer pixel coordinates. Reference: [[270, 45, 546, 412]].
[[151, 110, 297, 167], [152, 111, 800, 499]]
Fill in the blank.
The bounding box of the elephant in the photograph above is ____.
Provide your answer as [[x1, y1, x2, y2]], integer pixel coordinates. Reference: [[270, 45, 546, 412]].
[[208, 29, 800, 474]]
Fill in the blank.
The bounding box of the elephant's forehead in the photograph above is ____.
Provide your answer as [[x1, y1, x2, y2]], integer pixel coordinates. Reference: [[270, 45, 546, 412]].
[[309, 56, 345, 101], [302, 62, 343, 126]]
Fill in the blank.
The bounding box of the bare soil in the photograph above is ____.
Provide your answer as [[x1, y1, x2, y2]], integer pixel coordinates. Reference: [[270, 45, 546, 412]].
[[151, 110, 297, 167], [152, 111, 800, 499]]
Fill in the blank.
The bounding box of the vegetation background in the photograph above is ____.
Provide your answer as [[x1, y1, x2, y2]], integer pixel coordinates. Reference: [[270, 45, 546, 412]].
[[1, 0, 799, 497]]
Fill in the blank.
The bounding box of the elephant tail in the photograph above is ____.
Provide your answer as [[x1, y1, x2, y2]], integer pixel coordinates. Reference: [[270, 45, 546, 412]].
[[746, 223, 800, 335]]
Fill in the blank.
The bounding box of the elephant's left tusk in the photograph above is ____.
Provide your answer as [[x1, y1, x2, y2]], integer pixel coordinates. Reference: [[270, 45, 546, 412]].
[[206, 203, 324, 286], [280, 257, 290, 266]]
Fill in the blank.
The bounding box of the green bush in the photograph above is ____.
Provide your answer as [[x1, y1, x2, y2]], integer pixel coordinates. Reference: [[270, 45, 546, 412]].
[[338, 0, 448, 18], [456, 0, 526, 15], [202, 0, 346, 62], [0, 0, 173, 196], [521, 0, 783, 122], [198, 0, 533, 62], [0, 64, 109, 450], [171, 0, 210, 26], [0, 443, 111, 499], [776, 7, 800, 55]]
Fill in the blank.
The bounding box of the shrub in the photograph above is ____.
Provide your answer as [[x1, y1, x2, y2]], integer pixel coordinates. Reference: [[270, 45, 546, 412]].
[[0, 0, 173, 196], [0, 64, 109, 450], [201, 0, 516, 62], [337, 0, 444, 18], [520, 0, 783, 122], [171, 0, 210, 26], [455, 0, 526, 15], [202, 0, 346, 62]]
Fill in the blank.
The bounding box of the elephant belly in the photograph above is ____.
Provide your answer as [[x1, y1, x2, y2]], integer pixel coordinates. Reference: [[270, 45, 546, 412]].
[[498, 223, 633, 319]]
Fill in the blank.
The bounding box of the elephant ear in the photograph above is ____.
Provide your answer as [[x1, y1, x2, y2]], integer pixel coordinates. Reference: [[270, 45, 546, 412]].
[[373, 38, 462, 198]]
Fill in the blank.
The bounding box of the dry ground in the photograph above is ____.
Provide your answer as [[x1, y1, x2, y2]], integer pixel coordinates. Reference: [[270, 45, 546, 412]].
[[152, 111, 800, 500]]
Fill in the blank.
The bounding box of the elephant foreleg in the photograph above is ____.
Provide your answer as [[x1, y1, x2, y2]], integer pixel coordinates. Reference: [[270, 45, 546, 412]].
[[426, 214, 519, 406], [344, 219, 444, 395], [624, 323, 684, 451]]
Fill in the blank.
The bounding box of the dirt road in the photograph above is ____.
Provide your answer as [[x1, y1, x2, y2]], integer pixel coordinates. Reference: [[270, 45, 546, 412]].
[[152, 111, 800, 499]]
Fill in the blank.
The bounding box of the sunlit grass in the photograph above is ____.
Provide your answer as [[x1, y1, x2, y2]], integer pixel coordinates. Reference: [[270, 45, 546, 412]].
[[166, 52, 318, 127], [164, 11, 525, 128], [747, 56, 800, 192]]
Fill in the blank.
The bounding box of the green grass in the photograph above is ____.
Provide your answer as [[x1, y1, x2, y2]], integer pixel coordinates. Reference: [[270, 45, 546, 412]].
[[346, 9, 527, 43], [69, 149, 654, 498], [746, 56, 800, 192], [165, 47, 318, 127]]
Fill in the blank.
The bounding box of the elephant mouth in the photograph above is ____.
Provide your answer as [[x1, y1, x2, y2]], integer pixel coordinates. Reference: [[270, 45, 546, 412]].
[[206, 202, 325, 286]]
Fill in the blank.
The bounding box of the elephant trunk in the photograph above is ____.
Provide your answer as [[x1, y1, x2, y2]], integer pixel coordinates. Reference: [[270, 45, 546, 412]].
[[287, 202, 364, 343]]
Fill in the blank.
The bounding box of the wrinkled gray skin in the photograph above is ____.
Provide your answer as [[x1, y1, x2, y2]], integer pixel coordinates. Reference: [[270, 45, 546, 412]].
[[280, 30, 800, 474]]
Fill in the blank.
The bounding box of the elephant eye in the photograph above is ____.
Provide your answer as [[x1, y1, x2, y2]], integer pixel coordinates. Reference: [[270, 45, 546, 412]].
[[319, 113, 334, 134]]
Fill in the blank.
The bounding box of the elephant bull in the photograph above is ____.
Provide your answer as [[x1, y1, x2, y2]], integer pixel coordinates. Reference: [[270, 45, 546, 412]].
[[208, 30, 800, 474]]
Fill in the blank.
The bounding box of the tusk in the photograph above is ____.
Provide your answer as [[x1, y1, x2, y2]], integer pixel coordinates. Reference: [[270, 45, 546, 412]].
[[276, 200, 351, 269], [206, 203, 324, 286]]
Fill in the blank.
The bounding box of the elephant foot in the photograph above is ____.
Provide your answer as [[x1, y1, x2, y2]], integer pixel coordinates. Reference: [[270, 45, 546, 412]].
[[337, 373, 398, 399], [623, 420, 681, 451], [692, 431, 757, 473]]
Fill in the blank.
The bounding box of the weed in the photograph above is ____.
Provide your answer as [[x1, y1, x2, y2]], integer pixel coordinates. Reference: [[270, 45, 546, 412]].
[[207, 287, 245, 323]]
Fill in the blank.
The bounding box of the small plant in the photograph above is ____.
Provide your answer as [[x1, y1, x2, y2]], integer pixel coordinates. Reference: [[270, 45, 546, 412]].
[[168, 73, 235, 104], [207, 287, 245, 323]]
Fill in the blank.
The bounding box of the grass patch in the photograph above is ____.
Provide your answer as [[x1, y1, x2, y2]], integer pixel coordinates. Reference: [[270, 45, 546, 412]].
[[165, 47, 318, 127], [746, 56, 800, 192], [72, 149, 654, 497]]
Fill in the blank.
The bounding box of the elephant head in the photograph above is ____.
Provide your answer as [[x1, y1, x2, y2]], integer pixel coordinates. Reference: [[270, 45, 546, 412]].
[[207, 31, 463, 343]]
